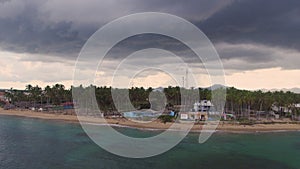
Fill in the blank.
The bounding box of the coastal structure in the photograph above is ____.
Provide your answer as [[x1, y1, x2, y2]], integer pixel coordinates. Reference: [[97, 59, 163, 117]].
[[179, 100, 213, 121], [0, 90, 6, 102], [123, 110, 160, 121], [271, 104, 292, 114]]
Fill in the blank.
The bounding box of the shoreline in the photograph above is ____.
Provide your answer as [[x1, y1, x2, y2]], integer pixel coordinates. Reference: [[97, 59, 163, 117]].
[[1, 109, 300, 133]]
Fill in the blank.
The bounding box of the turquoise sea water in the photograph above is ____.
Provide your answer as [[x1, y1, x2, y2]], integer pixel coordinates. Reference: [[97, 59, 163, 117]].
[[0, 115, 299, 169]]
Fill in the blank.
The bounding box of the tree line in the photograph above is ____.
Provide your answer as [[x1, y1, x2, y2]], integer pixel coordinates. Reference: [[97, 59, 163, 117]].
[[4, 84, 300, 117]]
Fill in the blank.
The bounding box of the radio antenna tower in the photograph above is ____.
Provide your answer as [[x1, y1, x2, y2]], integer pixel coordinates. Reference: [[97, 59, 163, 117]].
[[186, 68, 188, 89]]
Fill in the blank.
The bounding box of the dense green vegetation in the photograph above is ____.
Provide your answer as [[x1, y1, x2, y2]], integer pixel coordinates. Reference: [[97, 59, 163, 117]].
[[4, 84, 300, 117], [5, 84, 72, 106], [158, 115, 175, 124]]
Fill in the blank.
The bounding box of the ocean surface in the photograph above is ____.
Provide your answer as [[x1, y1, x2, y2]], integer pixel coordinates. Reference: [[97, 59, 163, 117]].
[[0, 115, 299, 169]]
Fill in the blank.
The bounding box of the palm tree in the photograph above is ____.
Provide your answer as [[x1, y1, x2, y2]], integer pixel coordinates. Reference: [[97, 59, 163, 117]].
[[51, 84, 65, 105], [44, 85, 52, 105], [26, 85, 42, 108]]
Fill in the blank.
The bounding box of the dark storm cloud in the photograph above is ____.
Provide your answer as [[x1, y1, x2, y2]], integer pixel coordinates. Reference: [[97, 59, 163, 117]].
[[105, 34, 197, 60], [0, 8, 83, 58], [131, 0, 232, 21], [199, 0, 300, 51], [0, 0, 299, 71], [0, 0, 231, 60]]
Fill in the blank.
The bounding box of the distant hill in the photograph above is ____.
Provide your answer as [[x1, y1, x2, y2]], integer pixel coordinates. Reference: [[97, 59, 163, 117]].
[[209, 84, 227, 90], [261, 87, 300, 94], [204, 85, 300, 94]]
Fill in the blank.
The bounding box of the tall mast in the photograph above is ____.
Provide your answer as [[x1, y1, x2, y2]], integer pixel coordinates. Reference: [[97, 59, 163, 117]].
[[186, 68, 188, 89]]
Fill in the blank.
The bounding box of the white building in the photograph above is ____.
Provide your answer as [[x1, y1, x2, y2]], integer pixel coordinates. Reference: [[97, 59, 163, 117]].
[[294, 103, 300, 108], [271, 104, 291, 113], [193, 100, 213, 112], [180, 100, 214, 121]]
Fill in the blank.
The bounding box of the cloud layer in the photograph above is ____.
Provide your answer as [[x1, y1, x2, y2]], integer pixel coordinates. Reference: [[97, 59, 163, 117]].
[[0, 0, 299, 89], [0, 0, 231, 57]]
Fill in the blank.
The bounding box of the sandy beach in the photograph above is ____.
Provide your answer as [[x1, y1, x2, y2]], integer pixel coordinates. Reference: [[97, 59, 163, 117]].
[[1, 108, 300, 133]]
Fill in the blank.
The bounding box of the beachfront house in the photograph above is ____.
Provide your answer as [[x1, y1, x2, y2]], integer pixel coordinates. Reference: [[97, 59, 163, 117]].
[[193, 100, 213, 112], [179, 100, 213, 121], [0, 90, 7, 102], [270, 103, 300, 120], [291, 103, 300, 121], [271, 104, 291, 114], [271, 103, 292, 117], [0, 89, 11, 102]]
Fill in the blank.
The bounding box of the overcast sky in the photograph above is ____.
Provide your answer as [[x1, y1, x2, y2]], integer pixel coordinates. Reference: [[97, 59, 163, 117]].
[[0, 0, 299, 90]]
